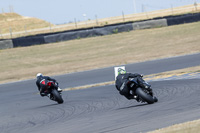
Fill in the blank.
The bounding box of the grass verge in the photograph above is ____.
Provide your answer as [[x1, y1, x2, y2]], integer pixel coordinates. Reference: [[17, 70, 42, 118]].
[[0, 21, 200, 83], [148, 119, 200, 133]]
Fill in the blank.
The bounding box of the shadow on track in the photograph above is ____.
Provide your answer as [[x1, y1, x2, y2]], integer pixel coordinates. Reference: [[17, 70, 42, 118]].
[[117, 103, 148, 110]]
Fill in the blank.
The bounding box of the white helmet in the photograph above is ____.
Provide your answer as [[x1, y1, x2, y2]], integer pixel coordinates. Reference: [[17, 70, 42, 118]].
[[36, 73, 43, 78]]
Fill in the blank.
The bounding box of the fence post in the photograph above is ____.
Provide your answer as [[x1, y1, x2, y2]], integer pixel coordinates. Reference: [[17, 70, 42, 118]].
[[83, 14, 88, 26], [133, 0, 137, 13], [122, 11, 125, 22], [74, 18, 77, 28], [0, 29, 3, 39], [9, 27, 13, 39], [142, 4, 145, 12], [194, 2, 198, 12], [95, 15, 99, 26], [24, 25, 28, 35], [144, 6, 149, 19], [9, 5, 12, 13], [49, 23, 52, 32], [171, 4, 174, 15], [12, 6, 14, 13]]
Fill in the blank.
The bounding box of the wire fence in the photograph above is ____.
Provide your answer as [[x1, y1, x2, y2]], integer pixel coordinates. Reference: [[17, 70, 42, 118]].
[[0, 3, 199, 39]]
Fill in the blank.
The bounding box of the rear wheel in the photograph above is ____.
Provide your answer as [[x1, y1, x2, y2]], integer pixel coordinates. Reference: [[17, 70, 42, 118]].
[[136, 87, 154, 104], [51, 89, 64, 104]]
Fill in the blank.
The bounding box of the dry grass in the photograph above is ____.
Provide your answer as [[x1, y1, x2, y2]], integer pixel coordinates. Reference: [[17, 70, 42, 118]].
[[148, 119, 200, 133], [0, 21, 200, 83], [0, 13, 52, 37], [0, 4, 200, 39]]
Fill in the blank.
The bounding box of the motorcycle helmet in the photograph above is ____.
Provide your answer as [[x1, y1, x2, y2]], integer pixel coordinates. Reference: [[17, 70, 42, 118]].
[[36, 73, 43, 79], [118, 68, 126, 75]]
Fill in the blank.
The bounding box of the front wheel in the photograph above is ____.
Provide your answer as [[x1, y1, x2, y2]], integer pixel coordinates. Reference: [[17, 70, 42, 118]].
[[153, 96, 158, 102], [136, 87, 154, 104], [51, 89, 64, 104]]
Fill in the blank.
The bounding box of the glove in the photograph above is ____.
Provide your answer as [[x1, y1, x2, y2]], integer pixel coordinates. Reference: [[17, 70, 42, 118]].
[[134, 73, 143, 77], [55, 82, 59, 86]]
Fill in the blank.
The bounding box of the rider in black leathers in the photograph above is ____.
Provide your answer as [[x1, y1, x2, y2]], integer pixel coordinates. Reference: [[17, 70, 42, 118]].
[[36, 73, 61, 96], [115, 68, 147, 100]]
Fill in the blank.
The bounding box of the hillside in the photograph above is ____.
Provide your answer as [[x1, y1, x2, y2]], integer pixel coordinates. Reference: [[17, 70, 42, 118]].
[[0, 13, 52, 35]]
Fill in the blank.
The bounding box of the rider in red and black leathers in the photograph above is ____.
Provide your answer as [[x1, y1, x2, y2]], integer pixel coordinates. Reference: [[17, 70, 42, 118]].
[[36, 73, 58, 96], [115, 69, 145, 100]]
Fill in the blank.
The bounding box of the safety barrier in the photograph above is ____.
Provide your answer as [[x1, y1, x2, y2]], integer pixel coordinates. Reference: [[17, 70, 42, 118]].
[[12, 35, 45, 47], [132, 19, 168, 30], [0, 13, 200, 50], [44, 23, 133, 43], [167, 13, 200, 26], [0, 39, 13, 49]]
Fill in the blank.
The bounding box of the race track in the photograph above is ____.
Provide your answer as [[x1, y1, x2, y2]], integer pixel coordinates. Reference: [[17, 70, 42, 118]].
[[0, 53, 200, 133]]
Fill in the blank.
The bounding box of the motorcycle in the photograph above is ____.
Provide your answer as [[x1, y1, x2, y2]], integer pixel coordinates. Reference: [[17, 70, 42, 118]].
[[45, 81, 64, 104], [128, 78, 158, 104]]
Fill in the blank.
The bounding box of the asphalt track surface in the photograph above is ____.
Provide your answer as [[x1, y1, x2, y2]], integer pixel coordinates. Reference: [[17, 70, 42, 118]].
[[0, 53, 200, 133]]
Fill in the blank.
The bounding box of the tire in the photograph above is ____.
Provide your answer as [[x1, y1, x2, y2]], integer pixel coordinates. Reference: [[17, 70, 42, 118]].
[[51, 89, 64, 104], [153, 96, 158, 102], [136, 87, 154, 104]]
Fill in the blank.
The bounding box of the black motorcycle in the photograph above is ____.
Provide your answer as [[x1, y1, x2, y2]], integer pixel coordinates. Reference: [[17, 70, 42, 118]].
[[128, 78, 158, 104], [45, 81, 64, 104]]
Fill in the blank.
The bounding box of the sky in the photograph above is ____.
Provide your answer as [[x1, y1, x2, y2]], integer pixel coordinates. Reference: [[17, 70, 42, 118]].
[[0, 0, 198, 25]]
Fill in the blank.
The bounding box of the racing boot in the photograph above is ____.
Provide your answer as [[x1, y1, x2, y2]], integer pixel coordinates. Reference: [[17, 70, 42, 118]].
[[40, 92, 47, 97], [40, 89, 48, 97], [57, 87, 62, 92]]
